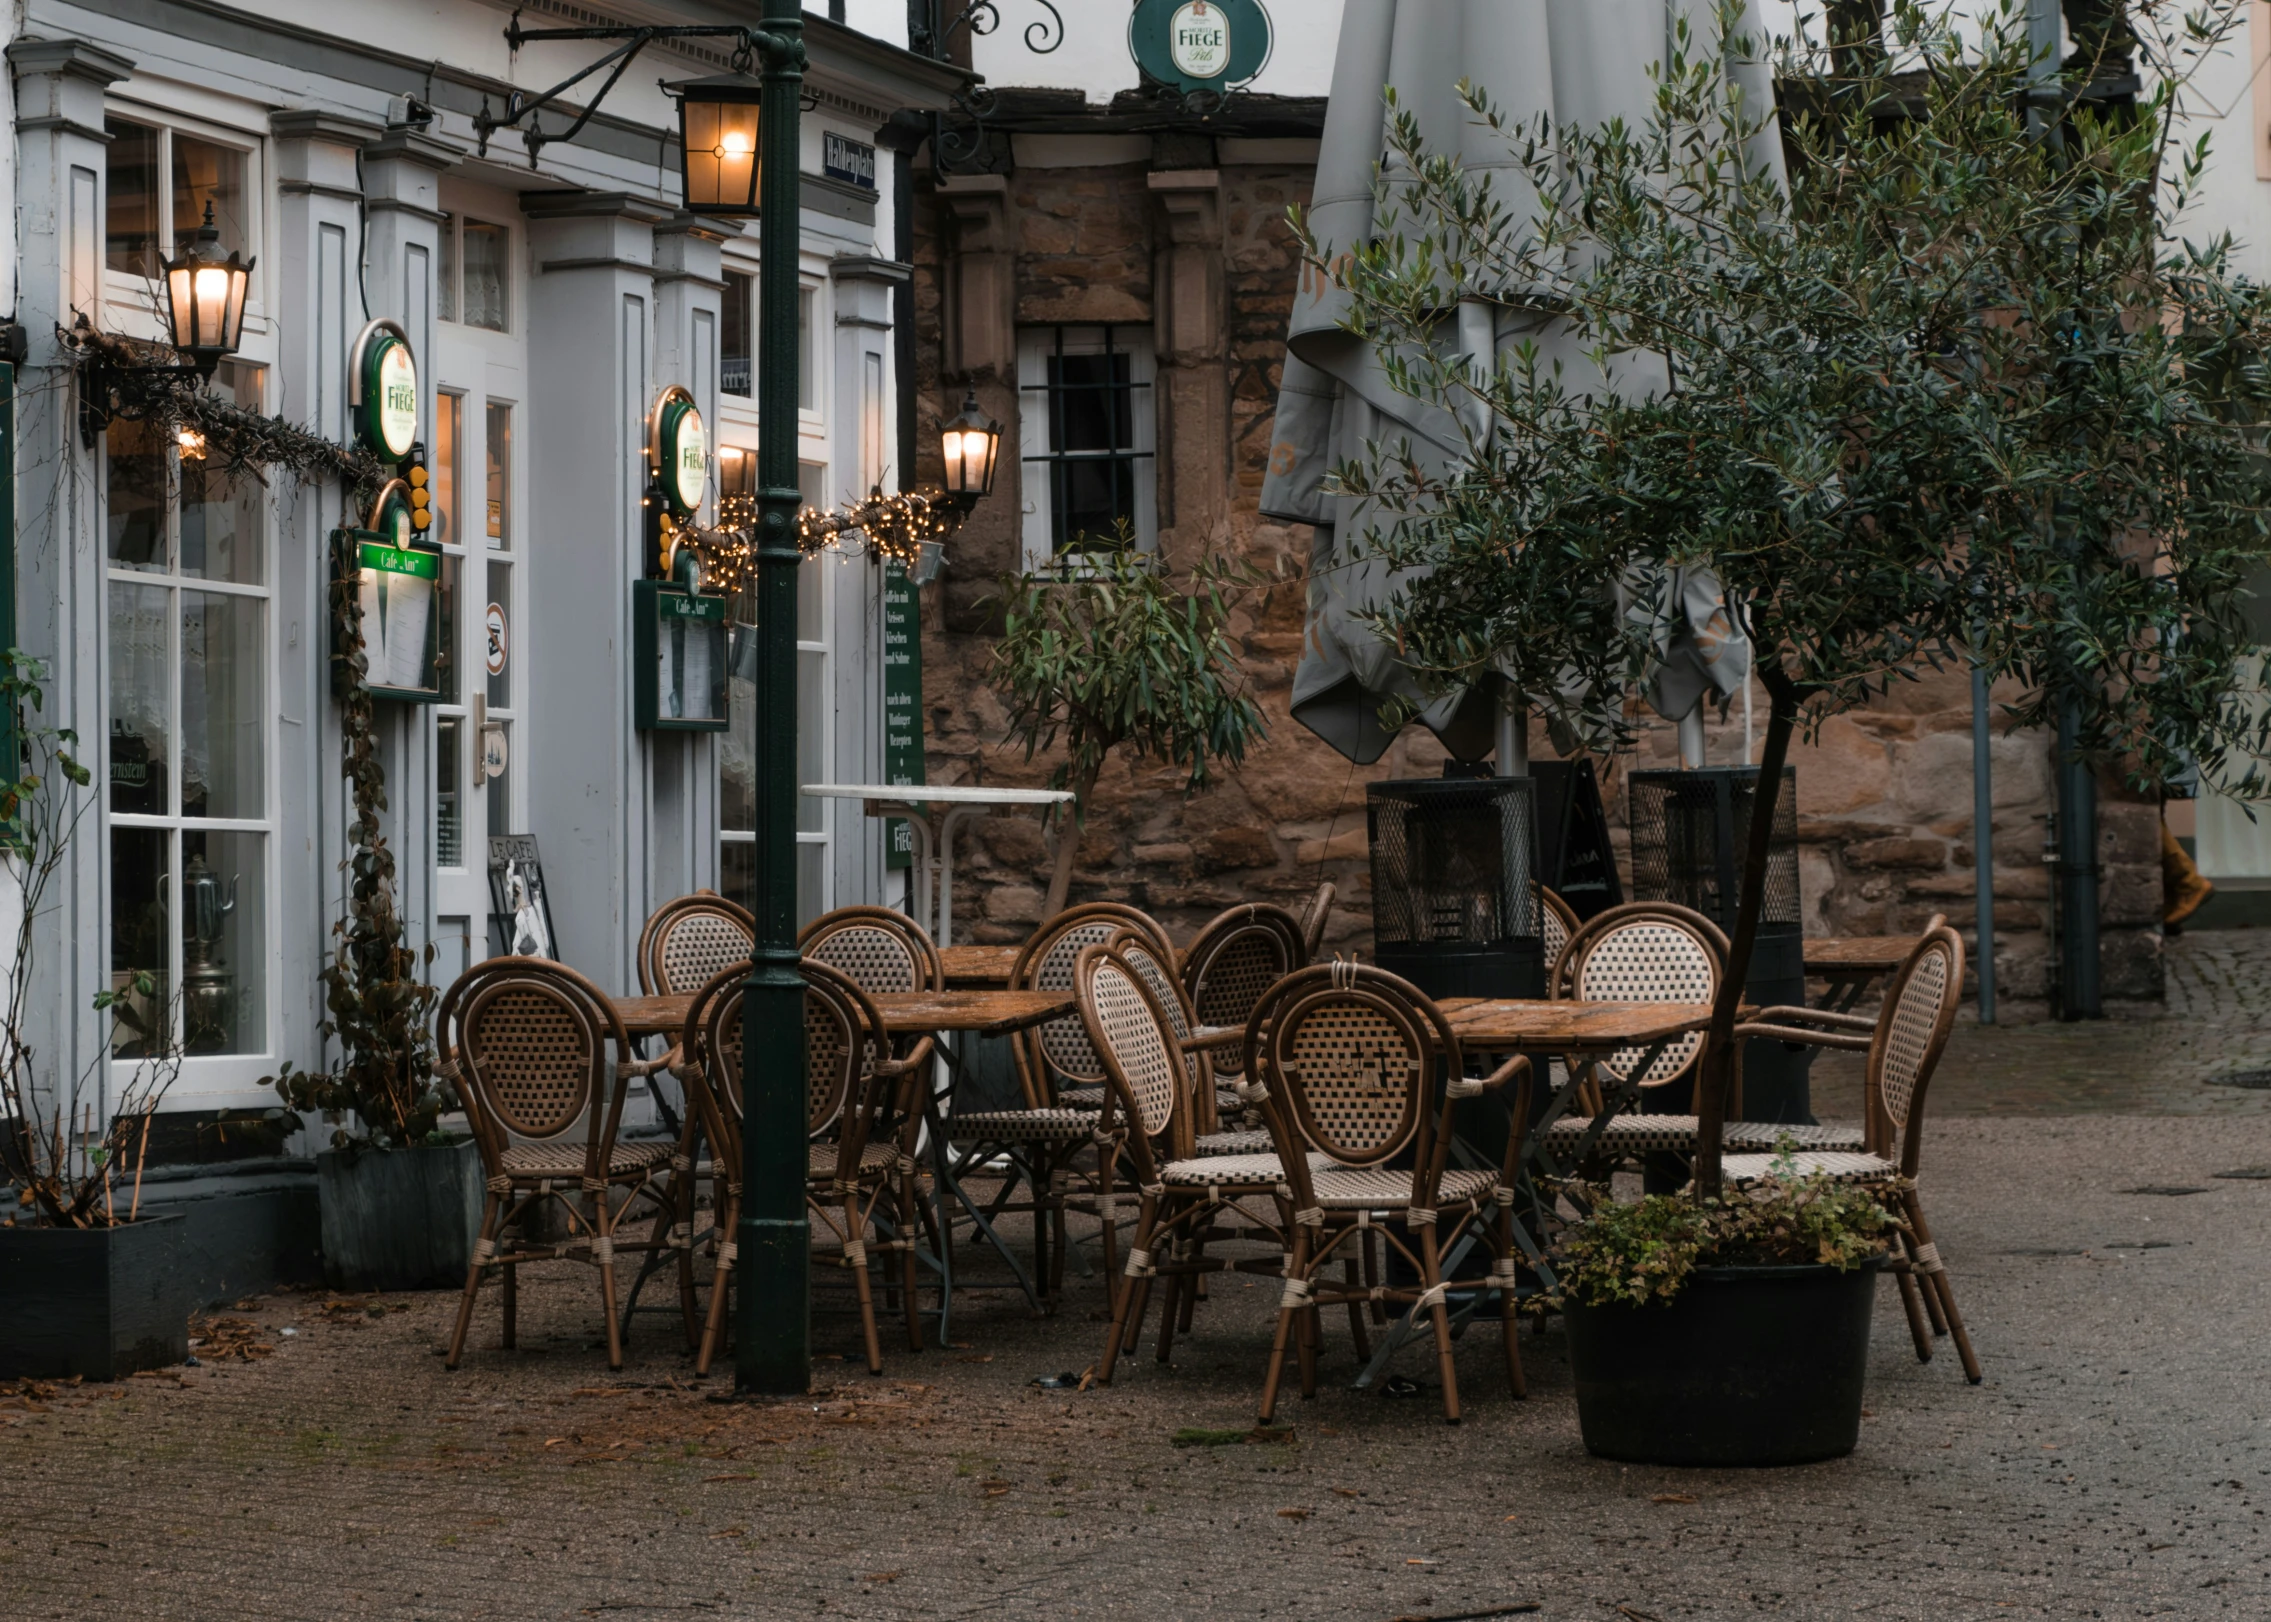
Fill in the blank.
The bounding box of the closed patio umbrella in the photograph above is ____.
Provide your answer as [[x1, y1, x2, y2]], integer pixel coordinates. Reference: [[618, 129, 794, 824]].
[[1261, 0, 1777, 766]]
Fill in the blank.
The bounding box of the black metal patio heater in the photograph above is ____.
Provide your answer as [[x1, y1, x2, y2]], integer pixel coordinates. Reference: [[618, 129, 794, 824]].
[[1626, 765, 1813, 1123], [1367, 776, 1544, 1000]]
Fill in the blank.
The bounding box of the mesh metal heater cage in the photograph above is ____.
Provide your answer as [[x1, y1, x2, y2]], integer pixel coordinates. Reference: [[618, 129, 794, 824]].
[[1627, 765, 1814, 1124], [1366, 777, 1544, 1000]]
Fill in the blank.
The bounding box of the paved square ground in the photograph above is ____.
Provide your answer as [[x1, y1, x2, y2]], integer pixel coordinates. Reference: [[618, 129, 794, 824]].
[[10, 935, 2271, 1621]]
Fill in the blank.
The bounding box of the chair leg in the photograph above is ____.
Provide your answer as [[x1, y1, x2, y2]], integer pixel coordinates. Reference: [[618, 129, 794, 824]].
[[695, 1191, 740, 1377], [1342, 1255, 1372, 1362], [445, 1193, 504, 1369], [1100, 1198, 1160, 1385], [1295, 1290, 1320, 1400], [1892, 1260, 1935, 1363], [1496, 1210, 1526, 1400], [846, 1193, 884, 1376], [1177, 1234, 1203, 1336], [1419, 1232, 1462, 1425], [1363, 1230, 1387, 1325], [1909, 1229, 1951, 1337], [595, 1193, 626, 1372], [1906, 1194, 1982, 1384], [897, 1174, 925, 1353], [1259, 1238, 1308, 1424], [501, 1257, 518, 1351]]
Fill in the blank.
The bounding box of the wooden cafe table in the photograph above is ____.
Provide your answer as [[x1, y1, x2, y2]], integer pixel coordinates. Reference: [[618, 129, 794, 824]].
[[1804, 935, 1922, 1013], [938, 944, 1022, 989]]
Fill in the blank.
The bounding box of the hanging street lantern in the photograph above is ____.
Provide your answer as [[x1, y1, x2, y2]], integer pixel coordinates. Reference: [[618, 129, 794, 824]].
[[938, 389, 1002, 511], [672, 70, 765, 216], [162, 202, 255, 378]]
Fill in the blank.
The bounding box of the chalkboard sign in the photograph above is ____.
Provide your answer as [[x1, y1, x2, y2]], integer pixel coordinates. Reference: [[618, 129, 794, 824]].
[[331, 528, 443, 703], [633, 580, 730, 731], [488, 835, 557, 959], [881, 560, 923, 870]]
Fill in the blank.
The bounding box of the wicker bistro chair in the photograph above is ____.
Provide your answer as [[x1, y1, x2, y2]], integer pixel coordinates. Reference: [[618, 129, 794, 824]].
[[637, 891, 755, 996], [799, 905, 945, 1078], [1537, 902, 1866, 1168], [1718, 919, 1981, 1383], [1180, 902, 1306, 1101], [680, 959, 929, 1376], [938, 904, 1174, 1300], [1078, 944, 1328, 1384], [441, 959, 689, 1371], [1537, 884, 1581, 992], [1298, 882, 1336, 960], [1254, 963, 1533, 1426]]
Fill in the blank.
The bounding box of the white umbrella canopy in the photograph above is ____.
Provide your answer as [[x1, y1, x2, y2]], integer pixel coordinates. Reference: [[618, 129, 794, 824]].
[[1261, 0, 1776, 765]]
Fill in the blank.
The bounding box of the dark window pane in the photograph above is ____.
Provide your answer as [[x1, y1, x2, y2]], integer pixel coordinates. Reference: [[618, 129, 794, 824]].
[[180, 827, 263, 1055], [109, 581, 171, 816], [722, 270, 753, 398], [172, 135, 247, 260], [106, 415, 169, 570], [109, 825, 169, 1056], [1048, 353, 1132, 451], [1055, 458, 1132, 549], [107, 120, 162, 278]]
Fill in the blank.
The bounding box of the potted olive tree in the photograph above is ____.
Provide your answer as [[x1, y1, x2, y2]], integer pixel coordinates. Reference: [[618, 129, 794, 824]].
[[991, 528, 1270, 918], [266, 534, 469, 1290], [1324, 0, 2271, 1462], [0, 654, 191, 1378]]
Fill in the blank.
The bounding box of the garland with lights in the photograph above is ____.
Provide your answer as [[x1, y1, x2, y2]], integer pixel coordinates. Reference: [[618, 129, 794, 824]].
[[681, 487, 953, 595], [62, 321, 392, 501]]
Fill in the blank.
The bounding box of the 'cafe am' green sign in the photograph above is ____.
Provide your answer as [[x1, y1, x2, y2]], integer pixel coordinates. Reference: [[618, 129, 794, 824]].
[[1127, 0, 1272, 95]]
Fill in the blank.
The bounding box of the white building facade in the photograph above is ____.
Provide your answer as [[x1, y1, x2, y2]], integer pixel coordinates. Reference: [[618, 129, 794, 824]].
[[4, 0, 958, 1288]]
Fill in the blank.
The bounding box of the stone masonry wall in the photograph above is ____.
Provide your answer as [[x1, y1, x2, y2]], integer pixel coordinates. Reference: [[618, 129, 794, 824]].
[[905, 144, 2163, 1018]]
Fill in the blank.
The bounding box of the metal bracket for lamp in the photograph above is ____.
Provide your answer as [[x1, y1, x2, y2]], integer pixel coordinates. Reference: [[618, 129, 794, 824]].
[[478, 9, 803, 169]]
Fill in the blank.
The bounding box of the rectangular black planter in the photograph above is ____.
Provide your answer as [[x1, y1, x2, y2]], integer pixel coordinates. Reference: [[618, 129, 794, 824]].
[[317, 1139, 485, 1291], [0, 1213, 191, 1380]]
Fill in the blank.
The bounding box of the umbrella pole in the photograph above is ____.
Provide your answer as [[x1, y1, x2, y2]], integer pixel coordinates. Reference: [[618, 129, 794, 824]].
[[1678, 709, 1707, 769], [1496, 688, 1528, 777]]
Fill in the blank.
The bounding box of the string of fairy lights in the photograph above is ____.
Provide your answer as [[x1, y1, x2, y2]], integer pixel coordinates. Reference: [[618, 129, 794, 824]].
[[685, 485, 954, 595]]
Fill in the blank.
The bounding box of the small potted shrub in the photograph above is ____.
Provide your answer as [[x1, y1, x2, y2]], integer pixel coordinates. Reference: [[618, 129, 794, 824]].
[[0, 654, 191, 1379], [265, 534, 470, 1290], [1553, 1165, 1901, 1464]]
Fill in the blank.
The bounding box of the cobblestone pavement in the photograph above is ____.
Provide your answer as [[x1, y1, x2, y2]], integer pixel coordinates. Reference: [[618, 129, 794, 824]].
[[9, 936, 2271, 1622]]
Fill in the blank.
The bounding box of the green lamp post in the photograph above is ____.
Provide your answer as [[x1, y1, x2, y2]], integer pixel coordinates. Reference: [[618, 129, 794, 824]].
[[667, 0, 812, 1397]]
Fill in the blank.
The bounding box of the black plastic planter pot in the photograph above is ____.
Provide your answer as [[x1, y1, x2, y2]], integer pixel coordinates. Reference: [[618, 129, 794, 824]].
[[0, 1212, 191, 1379], [317, 1139, 485, 1291], [1563, 1260, 1882, 1466]]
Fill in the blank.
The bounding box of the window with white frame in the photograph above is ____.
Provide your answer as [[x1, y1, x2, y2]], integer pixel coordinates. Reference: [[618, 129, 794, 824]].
[[105, 363, 271, 1065], [104, 114, 255, 294], [1017, 325, 1156, 567], [438, 211, 513, 333], [720, 457, 831, 926]]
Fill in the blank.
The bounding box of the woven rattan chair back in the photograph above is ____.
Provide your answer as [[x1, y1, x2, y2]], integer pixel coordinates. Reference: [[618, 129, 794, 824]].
[[799, 906, 943, 998], [1011, 903, 1173, 1097], [1558, 902, 1728, 1088], [1077, 945, 1184, 1148], [693, 959, 873, 1139], [1870, 921, 1964, 1170], [1181, 903, 1305, 1040], [1538, 884, 1580, 990], [439, 958, 636, 1174], [1260, 965, 1450, 1170], [637, 891, 755, 997], [1298, 881, 1335, 961]]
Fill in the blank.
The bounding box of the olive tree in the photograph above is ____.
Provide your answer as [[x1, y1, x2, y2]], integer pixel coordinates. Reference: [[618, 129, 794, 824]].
[[1323, 0, 2271, 1192]]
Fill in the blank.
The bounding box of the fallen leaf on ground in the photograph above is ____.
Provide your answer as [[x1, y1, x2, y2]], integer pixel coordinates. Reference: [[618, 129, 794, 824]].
[[981, 1480, 1011, 1498], [956, 1355, 993, 1364], [1277, 1507, 1310, 1520], [1332, 1487, 1360, 1498], [705, 1473, 759, 1482], [1649, 1493, 1698, 1505]]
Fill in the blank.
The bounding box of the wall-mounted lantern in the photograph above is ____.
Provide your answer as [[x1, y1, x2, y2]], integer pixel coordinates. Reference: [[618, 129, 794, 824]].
[[937, 389, 1003, 511], [163, 204, 255, 379], [673, 71, 766, 216]]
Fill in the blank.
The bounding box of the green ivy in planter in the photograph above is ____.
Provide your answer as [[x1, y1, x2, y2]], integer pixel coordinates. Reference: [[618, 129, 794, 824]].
[[1551, 1166, 1903, 1310]]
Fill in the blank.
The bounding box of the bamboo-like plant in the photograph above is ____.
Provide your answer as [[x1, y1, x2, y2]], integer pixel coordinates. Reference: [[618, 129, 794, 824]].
[[990, 527, 1271, 917], [0, 653, 184, 1227], [1321, 0, 2271, 1197]]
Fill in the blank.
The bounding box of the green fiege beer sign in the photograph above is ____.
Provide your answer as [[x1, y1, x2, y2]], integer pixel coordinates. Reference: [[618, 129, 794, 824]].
[[1128, 0, 1271, 94]]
